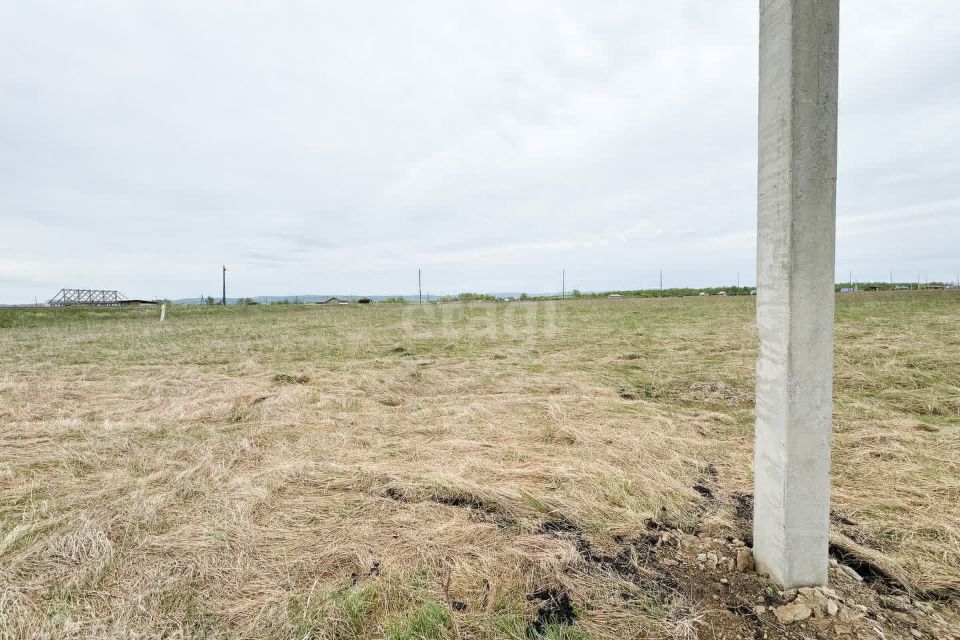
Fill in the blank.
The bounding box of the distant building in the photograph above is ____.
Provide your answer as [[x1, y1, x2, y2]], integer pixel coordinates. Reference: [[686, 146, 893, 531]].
[[840, 287, 855, 293], [716, 291, 727, 296], [119, 299, 159, 306], [608, 294, 623, 300], [316, 297, 348, 305]]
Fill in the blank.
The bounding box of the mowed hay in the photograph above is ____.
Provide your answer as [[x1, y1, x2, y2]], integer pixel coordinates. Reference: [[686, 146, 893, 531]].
[[0, 293, 957, 638]]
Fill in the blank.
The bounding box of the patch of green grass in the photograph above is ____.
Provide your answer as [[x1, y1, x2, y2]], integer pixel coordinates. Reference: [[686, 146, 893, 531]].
[[386, 601, 451, 640], [289, 583, 380, 639], [526, 625, 595, 640]]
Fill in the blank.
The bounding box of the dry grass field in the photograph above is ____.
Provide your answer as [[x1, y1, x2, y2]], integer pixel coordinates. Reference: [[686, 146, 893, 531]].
[[1, 293, 958, 639]]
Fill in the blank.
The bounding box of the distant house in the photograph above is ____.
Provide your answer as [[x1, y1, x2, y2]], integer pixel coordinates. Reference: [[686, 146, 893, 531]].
[[316, 297, 348, 305], [750, 289, 757, 296], [716, 291, 727, 296], [608, 294, 623, 300], [840, 287, 855, 293]]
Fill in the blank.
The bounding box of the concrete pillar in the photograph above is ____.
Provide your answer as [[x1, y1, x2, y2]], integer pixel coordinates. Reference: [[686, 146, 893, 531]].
[[754, 0, 839, 588]]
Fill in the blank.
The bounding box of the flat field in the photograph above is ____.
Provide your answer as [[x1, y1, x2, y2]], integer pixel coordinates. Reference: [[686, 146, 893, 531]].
[[1, 293, 958, 639]]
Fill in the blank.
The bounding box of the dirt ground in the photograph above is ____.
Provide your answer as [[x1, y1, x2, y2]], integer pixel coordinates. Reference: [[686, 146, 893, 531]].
[[0, 292, 958, 639]]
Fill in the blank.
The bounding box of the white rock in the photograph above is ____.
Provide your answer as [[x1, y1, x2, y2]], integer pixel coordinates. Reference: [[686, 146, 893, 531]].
[[774, 603, 813, 624], [817, 586, 840, 600], [839, 564, 864, 582]]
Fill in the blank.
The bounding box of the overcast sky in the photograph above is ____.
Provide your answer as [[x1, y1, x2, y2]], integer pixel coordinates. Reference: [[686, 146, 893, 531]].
[[1, 1, 957, 302]]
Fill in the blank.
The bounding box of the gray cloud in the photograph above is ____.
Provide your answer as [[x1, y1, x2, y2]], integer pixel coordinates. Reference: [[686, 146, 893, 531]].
[[1, 1, 958, 302]]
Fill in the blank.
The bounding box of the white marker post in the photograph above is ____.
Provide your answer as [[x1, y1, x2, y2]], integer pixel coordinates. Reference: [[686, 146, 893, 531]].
[[754, 0, 839, 588], [160, 304, 166, 323]]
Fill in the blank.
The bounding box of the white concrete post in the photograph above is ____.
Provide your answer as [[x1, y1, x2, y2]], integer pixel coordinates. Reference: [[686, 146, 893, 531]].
[[754, 0, 839, 588]]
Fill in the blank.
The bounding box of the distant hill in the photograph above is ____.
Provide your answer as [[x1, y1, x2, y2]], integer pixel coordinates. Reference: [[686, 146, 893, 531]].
[[171, 294, 439, 304]]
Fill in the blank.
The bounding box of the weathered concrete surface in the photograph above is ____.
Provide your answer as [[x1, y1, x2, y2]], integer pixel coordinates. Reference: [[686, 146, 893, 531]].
[[754, 0, 839, 588]]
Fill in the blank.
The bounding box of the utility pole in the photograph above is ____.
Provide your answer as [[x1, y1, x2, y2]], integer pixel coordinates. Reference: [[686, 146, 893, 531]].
[[736, 271, 740, 295], [418, 269, 422, 304], [659, 270, 663, 297], [754, 0, 838, 589], [222, 265, 227, 305], [562, 269, 565, 299]]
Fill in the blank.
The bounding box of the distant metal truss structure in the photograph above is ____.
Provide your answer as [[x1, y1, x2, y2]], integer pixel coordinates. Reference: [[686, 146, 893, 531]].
[[48, 288, 128, 307]]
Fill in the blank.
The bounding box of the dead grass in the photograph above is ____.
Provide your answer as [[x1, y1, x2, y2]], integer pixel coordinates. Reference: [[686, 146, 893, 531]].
[[0, 292, 957, 638]]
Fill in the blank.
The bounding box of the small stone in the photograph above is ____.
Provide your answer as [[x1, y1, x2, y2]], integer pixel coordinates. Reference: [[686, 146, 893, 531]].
[[726, 557, 735, 571], [706, 552, 719, 569], [797, 587, 830, 617], [696, 553, 708, 563], [774, 603, 813, 624], [839, 564, 864, 582], [736, 547, 755, 572], [720, 577, 729, 585], [830, 557, 839, 566], [910, 630, 922, 639], [826, 599, 839, 616], [877, 596, 910, 612], [873, 626, 886, 640], [754, 605, 766, 616], [837, 606, 865, 624], [818, 586, 840, 600]]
